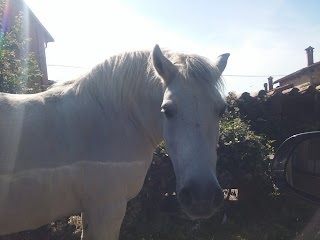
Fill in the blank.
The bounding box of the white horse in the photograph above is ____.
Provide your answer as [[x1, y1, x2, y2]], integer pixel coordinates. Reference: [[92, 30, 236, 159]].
[[0, 45, 229, 239]]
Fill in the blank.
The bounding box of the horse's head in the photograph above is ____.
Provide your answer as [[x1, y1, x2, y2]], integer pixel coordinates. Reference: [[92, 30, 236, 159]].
[[152, 45, 229, 219]]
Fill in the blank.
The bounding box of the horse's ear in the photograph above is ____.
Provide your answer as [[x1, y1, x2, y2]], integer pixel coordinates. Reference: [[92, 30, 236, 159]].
[[152, 44, 176, 84], [214, 53, 230, 74]]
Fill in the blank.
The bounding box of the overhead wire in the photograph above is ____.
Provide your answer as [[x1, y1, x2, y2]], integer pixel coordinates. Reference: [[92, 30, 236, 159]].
[[47, 65, 287, 79]]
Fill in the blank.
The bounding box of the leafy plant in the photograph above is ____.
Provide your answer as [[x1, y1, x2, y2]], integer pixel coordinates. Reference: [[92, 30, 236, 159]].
[[217, 92, 275, 201], [0, 1, 42, 94]]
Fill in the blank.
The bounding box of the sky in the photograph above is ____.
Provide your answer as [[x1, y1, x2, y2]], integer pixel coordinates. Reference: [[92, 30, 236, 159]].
[[24, 0, 320, 94]]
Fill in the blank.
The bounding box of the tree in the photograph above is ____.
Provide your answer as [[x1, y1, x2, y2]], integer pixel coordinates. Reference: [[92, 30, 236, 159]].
[[0, 1, 42, 94]]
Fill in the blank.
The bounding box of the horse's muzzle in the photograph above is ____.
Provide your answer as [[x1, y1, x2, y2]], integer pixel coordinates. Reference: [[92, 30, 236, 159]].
[[178, 178, 224, 219]]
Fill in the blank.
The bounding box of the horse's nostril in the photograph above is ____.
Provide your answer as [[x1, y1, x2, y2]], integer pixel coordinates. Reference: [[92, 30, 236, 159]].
[[179, 187, 193, 207]]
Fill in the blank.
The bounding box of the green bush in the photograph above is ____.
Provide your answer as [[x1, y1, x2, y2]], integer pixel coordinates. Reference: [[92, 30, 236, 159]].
[[217, 92, 275, 201], [0, 1, 42, 94]]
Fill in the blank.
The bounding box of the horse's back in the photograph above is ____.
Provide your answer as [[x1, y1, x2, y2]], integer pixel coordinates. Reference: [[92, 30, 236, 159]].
[[0, 92, 47, 174]]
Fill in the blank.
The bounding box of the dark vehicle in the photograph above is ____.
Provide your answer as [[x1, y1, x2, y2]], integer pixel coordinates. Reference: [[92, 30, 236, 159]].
[[272, 131, 320, 205]]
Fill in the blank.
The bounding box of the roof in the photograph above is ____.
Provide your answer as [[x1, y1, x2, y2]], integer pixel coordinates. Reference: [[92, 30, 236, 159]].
[[26, 3, 54, 43], [10, 0, 54, 43], [268, 83, 320, 96], [240, 83, 320, 100], [274, 61, 320, 84]]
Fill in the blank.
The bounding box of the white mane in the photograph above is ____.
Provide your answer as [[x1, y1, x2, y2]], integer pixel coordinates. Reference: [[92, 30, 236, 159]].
[[50, 50, 225, 109]]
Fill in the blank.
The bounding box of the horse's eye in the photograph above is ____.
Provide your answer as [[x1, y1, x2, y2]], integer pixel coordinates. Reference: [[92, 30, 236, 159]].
[[161, 104, 175, 118]]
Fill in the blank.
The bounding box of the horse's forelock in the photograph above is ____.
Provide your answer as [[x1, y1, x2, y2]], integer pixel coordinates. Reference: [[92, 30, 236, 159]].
[[165, 53, 225, 108]]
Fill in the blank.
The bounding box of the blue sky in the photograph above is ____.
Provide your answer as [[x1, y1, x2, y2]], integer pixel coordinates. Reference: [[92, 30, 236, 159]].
[[25, 0, 320, 94]]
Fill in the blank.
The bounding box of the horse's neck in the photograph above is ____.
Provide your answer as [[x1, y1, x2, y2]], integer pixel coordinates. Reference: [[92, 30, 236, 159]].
[[84, 67, 165, 150], [128, 87, 164, 148], [62, 79, 164, 162]]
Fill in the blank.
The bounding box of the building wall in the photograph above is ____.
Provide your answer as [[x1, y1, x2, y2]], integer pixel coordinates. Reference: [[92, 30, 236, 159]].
[[279, 65, 320, 87], [311, 66, 320, 86]]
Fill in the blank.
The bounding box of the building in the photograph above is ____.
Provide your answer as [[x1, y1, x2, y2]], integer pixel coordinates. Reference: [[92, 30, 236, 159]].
[[265, 46, 320, 92], [3, 0, 54, 90]]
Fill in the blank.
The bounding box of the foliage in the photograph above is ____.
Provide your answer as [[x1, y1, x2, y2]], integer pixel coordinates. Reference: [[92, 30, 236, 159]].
[[217, 92, 275, 200], [0, 1, 42, 94], [235, 91, 320, 149]]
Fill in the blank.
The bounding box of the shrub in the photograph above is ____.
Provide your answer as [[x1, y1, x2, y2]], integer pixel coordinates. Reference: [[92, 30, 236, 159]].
[[0, 1, 42, 94], [217, 92, 275, 202]]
